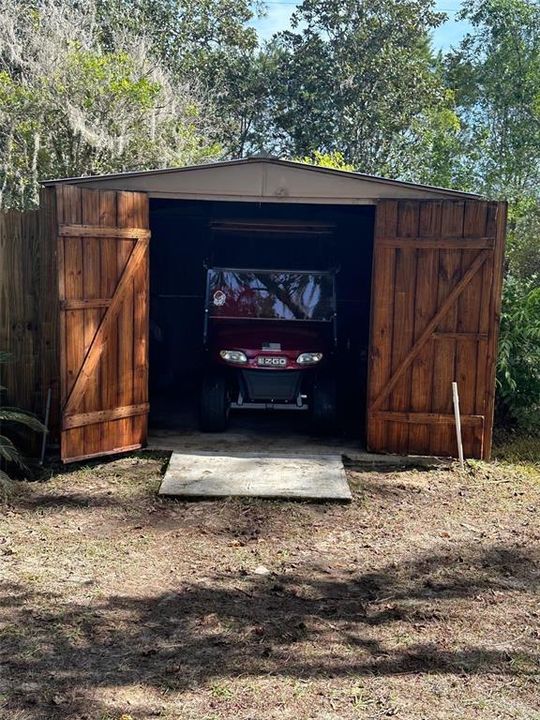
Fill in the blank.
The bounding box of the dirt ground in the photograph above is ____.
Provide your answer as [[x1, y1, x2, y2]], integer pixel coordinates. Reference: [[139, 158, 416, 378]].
[[0, 444, 539, 720]]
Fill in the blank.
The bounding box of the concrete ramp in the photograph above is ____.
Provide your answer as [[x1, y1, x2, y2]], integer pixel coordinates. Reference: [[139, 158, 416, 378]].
[[159, 451, 351, 501]]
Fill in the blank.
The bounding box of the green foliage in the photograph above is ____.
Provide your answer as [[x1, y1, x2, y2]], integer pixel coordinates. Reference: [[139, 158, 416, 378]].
[[442, 0, 540, 432], [492, 428, 540, 467], [496, 197, 540, 430], [506, 198, 540, 279], [0, 0, 538, 433], [446, 0, 540, 199], [497, 277, 540, 429], [68, 49, 162, 110], [0, 353, 45, 491], [0, 0, 222, 209], [91, 0, 262, 157], [93, 0, 258, 72], [256, 0, 448, 175], [393, 90, 478, 190], [297, 151, 355, 171]]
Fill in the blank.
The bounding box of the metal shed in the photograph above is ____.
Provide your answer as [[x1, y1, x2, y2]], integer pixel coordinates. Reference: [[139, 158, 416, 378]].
[[0, 158, 506, 462]]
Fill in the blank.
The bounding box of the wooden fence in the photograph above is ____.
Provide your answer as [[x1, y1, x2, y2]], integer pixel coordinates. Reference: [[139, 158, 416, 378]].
[[0, 192, 58, 432]]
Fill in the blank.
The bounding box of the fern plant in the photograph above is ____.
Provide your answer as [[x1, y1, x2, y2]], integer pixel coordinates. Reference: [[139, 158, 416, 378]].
[[0, 351, 45, 490]]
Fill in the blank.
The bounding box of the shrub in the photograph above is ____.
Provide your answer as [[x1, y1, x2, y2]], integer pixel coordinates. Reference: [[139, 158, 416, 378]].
[[0, 351, 45, 497], [496, 277, 540, 430]]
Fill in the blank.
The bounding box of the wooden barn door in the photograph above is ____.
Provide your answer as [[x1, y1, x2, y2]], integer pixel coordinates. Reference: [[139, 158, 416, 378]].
[[367, 199, 506, 460], [57, 185, 150, 462]]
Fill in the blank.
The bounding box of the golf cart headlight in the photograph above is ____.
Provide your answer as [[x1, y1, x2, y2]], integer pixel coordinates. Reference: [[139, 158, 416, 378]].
[[220, 350, 248, 364], [297, 352, 323, 365]]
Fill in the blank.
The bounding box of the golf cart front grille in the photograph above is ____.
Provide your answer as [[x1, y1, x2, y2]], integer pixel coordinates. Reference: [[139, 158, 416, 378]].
[[241, 370, 302, 402]]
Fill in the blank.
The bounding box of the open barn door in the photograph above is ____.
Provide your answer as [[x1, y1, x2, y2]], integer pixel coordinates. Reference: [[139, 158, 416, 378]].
[[57, 185, 150, 462], [367, 199, 506, 460]]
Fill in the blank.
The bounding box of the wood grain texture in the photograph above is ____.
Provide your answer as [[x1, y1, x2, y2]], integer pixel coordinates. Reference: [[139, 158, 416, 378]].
[[38, 187, 60, 440], [63, 444, 143, 464], [378, 237, 494, 249], [367, 199, 501, 459], [433, 332, 488, 340], [116, 192, 136, 450], [456, 202, 488, 456], [63, 402, 150, 430], [387, 201, 419, 453], [57, 187, 150, 462], [132, 189, 150, 446], [62, 235, 147, 414], [62, 186, 85, 460], [429, 201, 463, 455], [408, 202, 442, 454], [59, 224, 150, 239], [0, 210, 39, 411], [1, 191, 505, 464], [366, 201, 398, 452], [61, 299, 112, 310], [371, 250, 489, 412], [99, 191, 120, 450], [81, 188, 102, 455], [373, 411, 484, 426]]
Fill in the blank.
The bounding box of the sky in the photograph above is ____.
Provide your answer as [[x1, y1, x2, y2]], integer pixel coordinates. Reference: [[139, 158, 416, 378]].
[[252, 0, 472, 52]]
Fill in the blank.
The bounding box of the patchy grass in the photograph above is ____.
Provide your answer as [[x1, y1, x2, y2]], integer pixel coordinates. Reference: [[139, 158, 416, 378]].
[[492, 430, 540, 468], [0, 442, 539, 720]]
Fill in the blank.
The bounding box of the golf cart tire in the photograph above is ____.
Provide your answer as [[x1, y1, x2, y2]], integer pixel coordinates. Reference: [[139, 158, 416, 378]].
[[200, 373, 229, 432], [312, 374, 337, 434]]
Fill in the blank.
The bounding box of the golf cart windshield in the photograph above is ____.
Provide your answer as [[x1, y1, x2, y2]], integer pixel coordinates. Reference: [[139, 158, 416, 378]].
[[206, 269, 336, 321]]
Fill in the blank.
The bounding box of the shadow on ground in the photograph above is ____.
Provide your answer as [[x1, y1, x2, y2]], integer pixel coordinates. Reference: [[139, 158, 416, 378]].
[[1, 542, 538, 719]]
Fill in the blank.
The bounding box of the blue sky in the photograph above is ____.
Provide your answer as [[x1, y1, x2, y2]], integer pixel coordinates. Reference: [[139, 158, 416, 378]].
[[252, 0, 471, 52]]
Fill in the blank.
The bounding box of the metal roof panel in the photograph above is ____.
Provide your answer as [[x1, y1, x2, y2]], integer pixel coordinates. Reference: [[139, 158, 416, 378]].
[[41, 157, 484, 201]]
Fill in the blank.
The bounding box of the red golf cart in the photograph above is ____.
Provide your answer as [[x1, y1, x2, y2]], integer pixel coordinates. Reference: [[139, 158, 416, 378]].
[[200, 267, 338, 432]]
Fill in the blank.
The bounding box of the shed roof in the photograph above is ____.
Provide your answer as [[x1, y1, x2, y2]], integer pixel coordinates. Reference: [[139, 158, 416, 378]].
[[42, 157, 482, 204]]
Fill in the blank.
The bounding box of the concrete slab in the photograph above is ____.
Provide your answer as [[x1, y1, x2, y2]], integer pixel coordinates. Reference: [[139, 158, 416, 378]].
[[158, 451, 352, 501], [149, 428, 447, 467]]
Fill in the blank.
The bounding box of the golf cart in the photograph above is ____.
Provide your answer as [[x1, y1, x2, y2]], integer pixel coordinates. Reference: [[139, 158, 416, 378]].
[[200, 267, 338, 432]]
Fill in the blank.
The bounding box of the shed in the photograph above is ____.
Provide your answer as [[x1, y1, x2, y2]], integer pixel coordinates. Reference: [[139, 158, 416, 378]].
[[0, 158, 506, 462]]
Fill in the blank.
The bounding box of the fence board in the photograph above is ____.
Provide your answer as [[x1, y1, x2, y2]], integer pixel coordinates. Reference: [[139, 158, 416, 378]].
[[58, 187, 150, 462], [368, 199, 506, 459]]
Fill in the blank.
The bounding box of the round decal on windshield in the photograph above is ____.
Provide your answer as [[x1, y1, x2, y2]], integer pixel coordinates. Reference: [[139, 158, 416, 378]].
[[213, 290, 226, 306]]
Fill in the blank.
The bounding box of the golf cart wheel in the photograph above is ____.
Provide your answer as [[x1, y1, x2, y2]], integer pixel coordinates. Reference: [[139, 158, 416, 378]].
[[311, 374, 337, 434], [200, 373, 229, 432]]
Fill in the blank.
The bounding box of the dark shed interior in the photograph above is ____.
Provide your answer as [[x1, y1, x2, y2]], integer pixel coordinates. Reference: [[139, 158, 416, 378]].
[[149, 199, 375, 439]]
